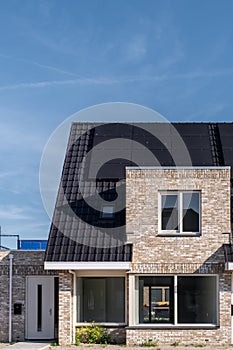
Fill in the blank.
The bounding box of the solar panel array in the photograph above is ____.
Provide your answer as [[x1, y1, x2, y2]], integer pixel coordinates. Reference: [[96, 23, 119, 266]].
[[45, 122, 233, 262]]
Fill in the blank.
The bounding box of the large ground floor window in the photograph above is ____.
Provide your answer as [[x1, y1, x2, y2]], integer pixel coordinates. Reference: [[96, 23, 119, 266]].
[[137, 275, 217, 325], [77, 277, 125, 323]]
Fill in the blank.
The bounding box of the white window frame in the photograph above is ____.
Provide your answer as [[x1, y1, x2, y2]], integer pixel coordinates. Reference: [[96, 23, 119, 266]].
[[132, 274, 219, 328], [158, 191, 201, 235]]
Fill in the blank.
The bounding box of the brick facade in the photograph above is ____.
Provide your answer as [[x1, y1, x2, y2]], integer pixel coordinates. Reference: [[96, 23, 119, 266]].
[[58, 271, 73, 345], [56, 167, 233, 346], [0, 251, 56, 343], [125, 167, 232, 345]]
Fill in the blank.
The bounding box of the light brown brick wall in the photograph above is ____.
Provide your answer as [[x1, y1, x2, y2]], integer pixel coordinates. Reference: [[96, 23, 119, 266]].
[[127, 327, 230, 346], [126, 168, 231, 265], [58, 271, 73, 345], [126, 168, 232, 345]]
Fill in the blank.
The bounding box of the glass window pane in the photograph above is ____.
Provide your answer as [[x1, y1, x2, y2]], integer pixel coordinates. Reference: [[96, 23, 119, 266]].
[[178, 276, 217, 324], [139, 277, 174, 324], [83, 278, 106, 322], [101, 206, 114, 219], [165, 288, 170, 302], [106, 277, 125, 322], [79, 277, 125, 323], [161, 195, 178, 230], [37, 284, 42, 332], [152, 288, 162, 303], [139, 284, 150, 323], [183, 193, 200, 232]]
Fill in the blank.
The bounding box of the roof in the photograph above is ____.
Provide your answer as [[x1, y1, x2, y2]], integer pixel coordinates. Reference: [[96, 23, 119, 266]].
[[45, 122, 233, 263]]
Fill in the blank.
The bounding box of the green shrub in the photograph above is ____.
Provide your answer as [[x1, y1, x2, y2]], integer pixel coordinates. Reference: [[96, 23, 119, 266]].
[[185, 344, 206, 348], [143, 339, 158, 347], [76, 323, 111, 345]]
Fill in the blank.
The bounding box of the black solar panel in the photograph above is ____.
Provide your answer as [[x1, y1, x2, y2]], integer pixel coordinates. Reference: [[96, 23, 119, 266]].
[[187, 149, 213, 165], [174, 123, 210, 135], [218, 124, 233, 166], [218, 123, 233, 136], [219, 137, 233, 148], [181, 136, 211, 150], [219, 149, 233, 166]]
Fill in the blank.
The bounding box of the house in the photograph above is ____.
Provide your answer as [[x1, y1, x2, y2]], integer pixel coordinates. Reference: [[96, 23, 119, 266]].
[[1, 122, 233, 346], [43, 122, 233, 346]]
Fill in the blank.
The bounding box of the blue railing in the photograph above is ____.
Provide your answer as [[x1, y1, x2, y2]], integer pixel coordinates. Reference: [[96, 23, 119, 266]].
[[18, 240, 47, 250]]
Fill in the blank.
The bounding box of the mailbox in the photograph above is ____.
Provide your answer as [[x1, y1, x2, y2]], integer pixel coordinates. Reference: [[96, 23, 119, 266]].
[[14, 303, 22, 315]]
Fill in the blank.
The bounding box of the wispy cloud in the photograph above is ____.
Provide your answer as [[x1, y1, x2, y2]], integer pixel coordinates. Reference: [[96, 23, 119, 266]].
[[0, 53, 77, 77], [0, 77, 121, 91], [1, 221, 50, 240], [29, 31, 80, 57], [172, 69, 233, 80], [0, 171, 19, 179], [0, 68, 233, 92], [24, 59, 77, 77], [187, 103, 227, 121], [0, 206, 30, 220]]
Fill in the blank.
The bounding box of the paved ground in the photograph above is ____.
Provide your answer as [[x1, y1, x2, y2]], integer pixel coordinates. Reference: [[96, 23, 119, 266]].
[[0, 344, 233, 350], [46, 344, 232, 350], [0, 342, 50, 350]]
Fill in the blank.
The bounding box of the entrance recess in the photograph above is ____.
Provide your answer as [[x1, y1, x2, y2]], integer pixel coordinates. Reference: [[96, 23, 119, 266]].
[[26, 276, 54, 339]]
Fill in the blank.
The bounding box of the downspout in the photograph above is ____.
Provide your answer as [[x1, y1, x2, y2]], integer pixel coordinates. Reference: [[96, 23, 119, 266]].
[[9, 254, 13, 343], [69, 270, 76, 344]]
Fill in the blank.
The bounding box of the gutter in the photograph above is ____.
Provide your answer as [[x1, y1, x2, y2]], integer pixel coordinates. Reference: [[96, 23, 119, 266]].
[[45, 261, 131, 270], [9, 254, 13, 343], [69, 270, 76, 344]]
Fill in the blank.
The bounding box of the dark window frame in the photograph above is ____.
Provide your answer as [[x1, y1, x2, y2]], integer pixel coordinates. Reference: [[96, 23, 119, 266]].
[[136, 275, 218, 326]]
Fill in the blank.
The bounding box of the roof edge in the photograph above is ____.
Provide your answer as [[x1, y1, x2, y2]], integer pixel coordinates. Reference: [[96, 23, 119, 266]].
[[125, 166, 231, 170], [44, 261, 131, 270]]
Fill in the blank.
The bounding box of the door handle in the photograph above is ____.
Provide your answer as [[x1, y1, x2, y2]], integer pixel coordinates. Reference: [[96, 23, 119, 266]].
[[49, 308, 52, 316]]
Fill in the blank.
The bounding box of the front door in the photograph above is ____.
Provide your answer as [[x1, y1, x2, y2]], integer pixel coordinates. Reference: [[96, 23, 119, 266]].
[[26, 276, 54, 339]]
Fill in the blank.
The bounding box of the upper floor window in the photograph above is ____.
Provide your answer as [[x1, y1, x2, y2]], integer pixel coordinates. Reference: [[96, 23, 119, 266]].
[[159, 191, 200, 234]]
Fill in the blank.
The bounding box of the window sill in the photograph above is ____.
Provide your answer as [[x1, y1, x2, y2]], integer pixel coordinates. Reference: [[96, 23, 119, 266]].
[[157, 232, 201, 237], [76, 323, 127, 327], [127, 324, 219, 330]]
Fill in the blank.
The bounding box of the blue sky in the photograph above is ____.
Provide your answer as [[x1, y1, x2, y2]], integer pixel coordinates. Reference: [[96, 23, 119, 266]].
[[0, 0, 233, 247]]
